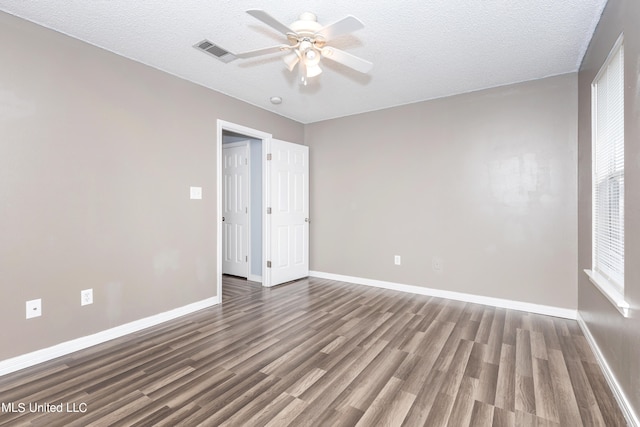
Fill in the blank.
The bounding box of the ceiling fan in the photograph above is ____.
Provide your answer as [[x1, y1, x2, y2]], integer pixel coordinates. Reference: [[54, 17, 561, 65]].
[[235, 10, 373, 85]]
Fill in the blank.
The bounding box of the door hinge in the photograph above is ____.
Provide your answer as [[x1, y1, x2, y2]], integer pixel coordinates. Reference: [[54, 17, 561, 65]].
[[245, 158, 248, 165], [267, 207, 272, 214], [245, 207, 248, 213], [267, 153, 272, 161], [246, 256, 248, 262], [267, 261, 272, 268]]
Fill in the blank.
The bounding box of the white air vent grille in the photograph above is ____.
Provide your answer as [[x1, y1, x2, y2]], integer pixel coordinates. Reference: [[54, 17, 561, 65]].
[[194, 40, 237, 63]]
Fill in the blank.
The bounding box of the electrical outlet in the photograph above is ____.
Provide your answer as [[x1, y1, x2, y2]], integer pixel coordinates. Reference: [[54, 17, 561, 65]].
[[394, 255, 401, 265], [26, 299, 42, 319], [190, 186, 202, 200], [432, 257, 444, 273], [81, 289, 93, 306]]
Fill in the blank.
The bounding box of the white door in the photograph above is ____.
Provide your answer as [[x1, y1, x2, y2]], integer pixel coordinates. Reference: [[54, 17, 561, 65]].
[[222, 142, 249, 277], [267, 139, 309, 286]]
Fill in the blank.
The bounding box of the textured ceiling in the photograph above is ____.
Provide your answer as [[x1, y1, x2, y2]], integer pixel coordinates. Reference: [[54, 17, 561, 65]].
[[0, 0, 607, 124]]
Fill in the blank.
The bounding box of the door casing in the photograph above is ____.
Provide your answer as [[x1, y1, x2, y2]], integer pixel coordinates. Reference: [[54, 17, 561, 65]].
[[217, 120, 309, 297], [217, 120, 271, 298]]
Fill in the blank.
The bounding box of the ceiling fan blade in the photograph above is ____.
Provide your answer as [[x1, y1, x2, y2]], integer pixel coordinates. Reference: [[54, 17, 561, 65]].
[[246, 9, 295, 36], [315, 15, 364, 39], [321, 47, 373, 74], [235, 45, 290, 59]]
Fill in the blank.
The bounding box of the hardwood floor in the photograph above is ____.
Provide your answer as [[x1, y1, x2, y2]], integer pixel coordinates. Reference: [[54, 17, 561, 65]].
[[0, 276, 627, 426]]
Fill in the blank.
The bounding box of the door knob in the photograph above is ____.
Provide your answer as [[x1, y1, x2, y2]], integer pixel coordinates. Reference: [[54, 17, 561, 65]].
[[222, 217, 225, 222], [305, 218, 310, 223]]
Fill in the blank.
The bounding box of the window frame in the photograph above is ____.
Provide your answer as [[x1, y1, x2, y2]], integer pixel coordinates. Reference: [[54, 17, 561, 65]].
[[585, 34, 628, 317]]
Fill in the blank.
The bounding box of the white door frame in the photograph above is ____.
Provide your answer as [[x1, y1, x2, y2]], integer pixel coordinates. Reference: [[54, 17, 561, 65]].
[[217, 120, 272, 298]]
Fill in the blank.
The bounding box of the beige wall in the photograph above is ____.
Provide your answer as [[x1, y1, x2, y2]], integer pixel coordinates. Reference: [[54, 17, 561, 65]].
[[306, 74, 578, 309], [0, 8, 584, 367], [578, 0, 640, 421], [0, 12, 303, 360]]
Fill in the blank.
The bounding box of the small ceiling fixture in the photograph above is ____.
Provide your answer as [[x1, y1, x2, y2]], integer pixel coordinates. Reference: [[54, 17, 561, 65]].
[[235, 10, 373, 86], [270, 96, 283, 104]]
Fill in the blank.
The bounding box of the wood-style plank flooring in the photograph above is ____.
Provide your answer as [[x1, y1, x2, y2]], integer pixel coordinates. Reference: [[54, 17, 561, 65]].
[[0, 276, 627, 426]]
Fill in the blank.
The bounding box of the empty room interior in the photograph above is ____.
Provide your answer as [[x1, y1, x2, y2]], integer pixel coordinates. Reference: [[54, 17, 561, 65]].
[[0, 0, 639, 426]]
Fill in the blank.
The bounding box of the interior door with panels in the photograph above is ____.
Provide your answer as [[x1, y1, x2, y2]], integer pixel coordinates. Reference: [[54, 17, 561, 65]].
[[267, 139, 309, 286], [222, 142, 249, 278]]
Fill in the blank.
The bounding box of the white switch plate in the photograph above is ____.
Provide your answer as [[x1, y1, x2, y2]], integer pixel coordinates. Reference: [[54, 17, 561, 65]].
[[394, 255, 401, 265], [26, 299, 41, 319], [190, 186, 202, 200], [81, 289, 93, 306]]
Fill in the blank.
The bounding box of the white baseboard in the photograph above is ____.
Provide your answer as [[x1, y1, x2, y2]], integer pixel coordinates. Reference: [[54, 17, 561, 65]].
[[0, 296, 220, 377], [577, 313, 639, 427], [309, 271, 577, 320]]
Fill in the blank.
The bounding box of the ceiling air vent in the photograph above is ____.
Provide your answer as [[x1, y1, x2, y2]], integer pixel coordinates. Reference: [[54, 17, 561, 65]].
[[194, 40, 237, 63]]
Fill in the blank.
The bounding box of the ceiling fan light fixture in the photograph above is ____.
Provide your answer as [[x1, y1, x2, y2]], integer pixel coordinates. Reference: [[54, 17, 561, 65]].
[[303, 48, 321, 66], [305, 63, 322, 78], [283, 52, 300, 71], [299, 39, 313, 52]]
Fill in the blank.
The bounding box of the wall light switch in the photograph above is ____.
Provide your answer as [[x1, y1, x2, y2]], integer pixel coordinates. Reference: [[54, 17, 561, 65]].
[[394, 255, 401, 265], [190, 186, 202, 200], [26, 299, 41, 319]]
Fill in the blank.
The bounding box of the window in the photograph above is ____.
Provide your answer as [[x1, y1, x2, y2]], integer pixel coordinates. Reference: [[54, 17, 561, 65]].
[[588, 35, 626, 315]]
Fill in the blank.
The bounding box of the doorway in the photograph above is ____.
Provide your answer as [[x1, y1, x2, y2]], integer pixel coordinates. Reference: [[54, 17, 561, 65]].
[[217, 121, 270, 299], [216, 120, 310, 300]]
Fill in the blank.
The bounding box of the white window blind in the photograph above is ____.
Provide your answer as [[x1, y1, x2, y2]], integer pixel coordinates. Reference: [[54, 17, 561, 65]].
[[592, 40, 624, 291]]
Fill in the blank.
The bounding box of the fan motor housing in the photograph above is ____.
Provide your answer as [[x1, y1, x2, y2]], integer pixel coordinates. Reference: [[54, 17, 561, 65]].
[[290, 12, 322, 35]]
